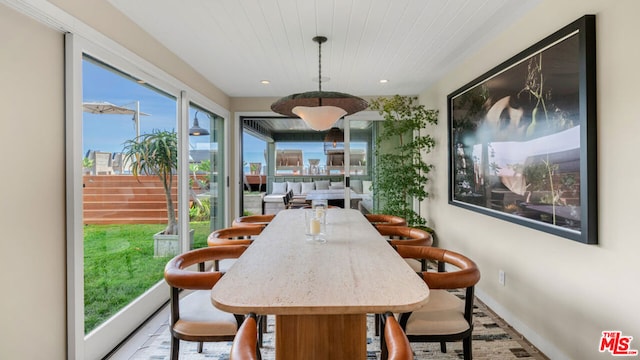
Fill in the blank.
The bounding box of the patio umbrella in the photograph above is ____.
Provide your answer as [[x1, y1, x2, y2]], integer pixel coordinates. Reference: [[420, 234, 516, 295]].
[[83, 101, 150, 138]]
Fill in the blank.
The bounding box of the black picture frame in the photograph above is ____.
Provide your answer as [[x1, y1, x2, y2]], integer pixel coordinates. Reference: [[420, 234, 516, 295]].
[[447, 15, 597, 244]]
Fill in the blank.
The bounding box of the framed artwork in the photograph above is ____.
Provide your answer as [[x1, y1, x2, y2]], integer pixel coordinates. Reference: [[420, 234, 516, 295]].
[[447, 15, 597, 244]]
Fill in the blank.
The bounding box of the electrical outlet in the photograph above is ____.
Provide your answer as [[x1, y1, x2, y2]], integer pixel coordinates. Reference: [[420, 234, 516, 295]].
[[498, 270, 506, 286]]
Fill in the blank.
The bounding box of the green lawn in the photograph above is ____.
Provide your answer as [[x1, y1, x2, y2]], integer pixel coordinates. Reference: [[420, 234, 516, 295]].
[[84, 222, 212, 333]]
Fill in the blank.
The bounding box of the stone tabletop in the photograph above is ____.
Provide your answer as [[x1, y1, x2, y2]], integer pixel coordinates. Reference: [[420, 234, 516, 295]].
[[211, 209, 429, 315]]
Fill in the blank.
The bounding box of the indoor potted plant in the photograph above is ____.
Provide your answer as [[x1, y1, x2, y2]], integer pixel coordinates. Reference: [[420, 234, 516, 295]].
[[123, 129, 193, 256], [369, 95, 438, 234]]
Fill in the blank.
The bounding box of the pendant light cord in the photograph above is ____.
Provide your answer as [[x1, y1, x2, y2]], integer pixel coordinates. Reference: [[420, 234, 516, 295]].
[[318, 38, 322, 93], [313, 36, 327, 107]]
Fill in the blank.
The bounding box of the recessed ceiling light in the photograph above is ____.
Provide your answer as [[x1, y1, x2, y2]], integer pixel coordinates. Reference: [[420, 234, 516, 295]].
[[260, 80, 270, 85], [379, 79, 389, 84]]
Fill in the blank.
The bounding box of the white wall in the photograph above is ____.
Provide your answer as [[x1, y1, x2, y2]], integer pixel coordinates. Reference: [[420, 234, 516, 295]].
[[0, 5, 66, 359], [0, 1, 233, 358], [420, 0, 640, 359]]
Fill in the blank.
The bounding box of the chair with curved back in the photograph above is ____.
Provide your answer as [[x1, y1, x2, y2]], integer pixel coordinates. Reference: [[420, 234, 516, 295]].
[[231, 214, 275, 229], [164, 245, 249, 360], [365, 214, 407, 228], [207, 226, 268, 343], [207, 227, 264, 271], [380, 312, 413, 360], [208, 227, 263, 246], [229, 313, 262, 360], [375, 225, 434, 271], [373, 225, 434, 336], [390, 245, 481, 360]]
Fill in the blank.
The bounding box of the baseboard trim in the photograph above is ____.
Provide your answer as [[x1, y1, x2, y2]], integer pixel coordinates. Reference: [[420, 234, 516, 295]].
[[475, 288, 569, 360]]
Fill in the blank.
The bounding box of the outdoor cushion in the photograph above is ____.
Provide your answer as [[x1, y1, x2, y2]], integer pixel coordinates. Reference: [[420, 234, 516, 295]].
[[330, 181, 344, 189], [301, 182, 315, 194], [350, 179, 363, 194], [272, 182, 287, 194], [287, 181, 302, 195], [263, 194, 286, 203], [314, 180, 330, 190], [363, 180, 373, 194]]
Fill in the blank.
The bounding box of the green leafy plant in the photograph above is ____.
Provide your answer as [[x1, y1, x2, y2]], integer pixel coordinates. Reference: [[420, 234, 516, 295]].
[[189, 159, 211, 188], [188, 159, 212, 213], [369, 95, 438, 227], [82, 157, 94, 169], [189, 198, 211, 221], [123, 130, 178, 235], [249, 162, 261, 174]]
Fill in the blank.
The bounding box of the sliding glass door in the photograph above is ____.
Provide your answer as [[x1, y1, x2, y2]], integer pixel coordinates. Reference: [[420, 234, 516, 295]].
[[343, 116, 375, 211], [188, 104, 226, 248], [81, 55, 180, 358], [66, 36, 228, 359], [239, 115, 378, 216]]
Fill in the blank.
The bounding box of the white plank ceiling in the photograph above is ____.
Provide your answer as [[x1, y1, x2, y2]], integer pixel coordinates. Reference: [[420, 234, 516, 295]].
[[108, 0, 539, 98]]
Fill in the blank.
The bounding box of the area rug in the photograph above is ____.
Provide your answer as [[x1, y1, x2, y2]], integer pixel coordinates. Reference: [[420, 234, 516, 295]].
[[124, 296, 548, 360]]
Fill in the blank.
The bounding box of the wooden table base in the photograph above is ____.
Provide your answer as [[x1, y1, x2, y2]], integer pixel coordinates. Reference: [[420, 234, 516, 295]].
[[275, 314, 367, 360]]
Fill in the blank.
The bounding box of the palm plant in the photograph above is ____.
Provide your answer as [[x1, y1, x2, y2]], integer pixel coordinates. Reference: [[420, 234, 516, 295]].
[[123, 130, 178, 235]]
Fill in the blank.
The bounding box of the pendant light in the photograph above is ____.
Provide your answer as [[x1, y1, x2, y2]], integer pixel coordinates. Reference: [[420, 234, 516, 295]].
[[189, 111, 210, 136], [271, 36, 368, 131]]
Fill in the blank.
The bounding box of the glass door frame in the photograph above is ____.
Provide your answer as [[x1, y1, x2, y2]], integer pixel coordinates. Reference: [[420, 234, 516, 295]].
[[342, 111, 383, 208], [66, 34, 229, 359], [233, 111, 382, 217], [234, 112, 274, 217]]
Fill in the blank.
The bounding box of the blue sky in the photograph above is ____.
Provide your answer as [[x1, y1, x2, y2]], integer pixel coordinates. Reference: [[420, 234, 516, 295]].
[[83, 59, 206, 155], [84, 58, 364, 170]]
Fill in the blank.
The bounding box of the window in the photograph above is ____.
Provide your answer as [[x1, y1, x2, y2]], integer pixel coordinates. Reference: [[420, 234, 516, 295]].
[[67, 36, 228, 359]]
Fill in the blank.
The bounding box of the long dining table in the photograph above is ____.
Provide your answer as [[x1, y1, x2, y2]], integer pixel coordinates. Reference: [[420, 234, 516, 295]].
[[210, 208, 430, 360]]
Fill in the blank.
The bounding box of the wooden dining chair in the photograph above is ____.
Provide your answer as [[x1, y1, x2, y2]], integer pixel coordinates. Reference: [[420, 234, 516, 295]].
[[231, 214, 275, 229], [229, 313, 262, 360], [164, 245, 249, 360], [392, 245, 481, 360], [365, 213, 407, 228], [380, 312, 413, 360]]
